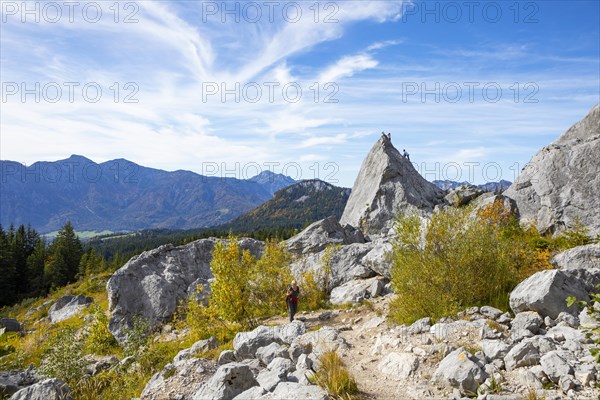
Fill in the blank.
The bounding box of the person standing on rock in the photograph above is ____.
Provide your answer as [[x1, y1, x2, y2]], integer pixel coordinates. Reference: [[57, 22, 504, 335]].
[[286, 280, 300, 322], [403, 149, 410, 161]]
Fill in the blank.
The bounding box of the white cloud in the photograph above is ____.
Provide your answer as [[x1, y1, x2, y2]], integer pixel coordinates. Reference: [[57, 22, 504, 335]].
[[319, 54, 379, 83], [299, 134, 348, 148]]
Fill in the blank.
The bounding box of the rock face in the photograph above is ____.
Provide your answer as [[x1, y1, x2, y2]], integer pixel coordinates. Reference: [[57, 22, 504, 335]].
[[504, 103, 600, 236], [340, 135, 445, 236], [107, 238, 264, 343], [48, 295, 93, 323]]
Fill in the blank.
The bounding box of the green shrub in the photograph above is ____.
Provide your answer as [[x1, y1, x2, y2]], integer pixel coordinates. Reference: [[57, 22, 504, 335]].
[[390, 201, 540, 323], [85, 304, 119, 355], [38, 327, 87, 385]]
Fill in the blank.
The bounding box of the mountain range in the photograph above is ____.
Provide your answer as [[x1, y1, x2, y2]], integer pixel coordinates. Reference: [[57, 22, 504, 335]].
[[0, 155, 295, 233], [1, 154, 513, 235]]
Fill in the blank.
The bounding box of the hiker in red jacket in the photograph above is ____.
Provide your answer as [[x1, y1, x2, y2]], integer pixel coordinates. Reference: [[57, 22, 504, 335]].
[[286, 280, 300, 322]]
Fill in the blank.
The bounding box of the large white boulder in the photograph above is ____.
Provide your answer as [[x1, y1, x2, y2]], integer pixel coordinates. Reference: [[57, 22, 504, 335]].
[[107, 238, 264, 343], [504, 103, 600, 236], [340, 135, 445, 237], [509, 269, 589, 319]]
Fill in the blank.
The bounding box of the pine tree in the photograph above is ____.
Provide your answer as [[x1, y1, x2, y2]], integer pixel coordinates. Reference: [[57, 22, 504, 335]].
[[0, 225, 16, 306], [47, 222, 84, 288]]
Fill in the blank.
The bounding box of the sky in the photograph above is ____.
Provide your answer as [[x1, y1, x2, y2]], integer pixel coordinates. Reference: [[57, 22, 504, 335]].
[[1, 0, 599, 187]]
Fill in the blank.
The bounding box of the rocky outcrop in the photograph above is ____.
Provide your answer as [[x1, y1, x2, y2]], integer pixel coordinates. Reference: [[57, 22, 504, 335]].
[[504, 103, 600, 235], [340, 135, 445, 237], [107, 238, 264, 343], [48, 295, 93, 323]]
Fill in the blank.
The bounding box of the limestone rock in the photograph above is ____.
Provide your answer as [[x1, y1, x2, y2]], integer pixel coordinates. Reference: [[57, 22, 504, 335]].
[[552, 243, 600, 271], [0, 318, 22, 333], [9, 378, 72, 400], [232, 386, 267, 400], [267, 382, 329, 399], [233, 321, 305, 358], [0, 368, 41, 398], [340, 135, 445, 236], [509, 269, 589, 319], [480, 340, 512, 361], [291, 327, 348, 356], [107, 238, 264, 343], [504, 103, 600, 236], [377, 352, 419, 378], [256, 343, 289, 366], [510, 311, 543, 341], [329, 277, 386, 304], [284, 216, 364, 256], [504, 339, 541, 371], [192, 363, 257, 400], [48, 295, 93, 323], [432, 348, 487, 394], [191, 336, 219, 355], [540, 351, 573, 383], [444, 184, 483, 207]]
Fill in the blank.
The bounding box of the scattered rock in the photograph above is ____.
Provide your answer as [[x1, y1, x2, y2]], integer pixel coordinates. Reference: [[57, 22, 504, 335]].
[[504, 339, 541, 371], [9, 378, 72, 400], [509, 269, 589, 319], [432, 348, 487, 394], [444, 184, 483, 207], [256, 343, 289, 366], [329, 277, 386, 304], [510, 311, 543, 341], [192, 363, 257, 400], [48, 295, 93, 323], [191, 336, 219, 355], [479, 306, 503, 321], [268, 382, 329, 400], [217, 350, 237, 365], [540, 351, 574, 383], [291, 327, 348, 356], [408, 317, 431, 335], [284, 216, 364, 256], [0, 318, 22, 333], [377, 352, 419, 378], [552, 243, 600, 271]]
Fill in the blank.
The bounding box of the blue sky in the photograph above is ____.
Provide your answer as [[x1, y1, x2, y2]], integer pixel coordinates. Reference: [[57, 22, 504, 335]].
[[1, 0, 599, 187]]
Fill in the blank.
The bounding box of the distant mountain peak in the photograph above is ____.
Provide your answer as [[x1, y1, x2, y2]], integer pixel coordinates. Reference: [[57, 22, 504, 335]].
[[247, 170, 296, 195]]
